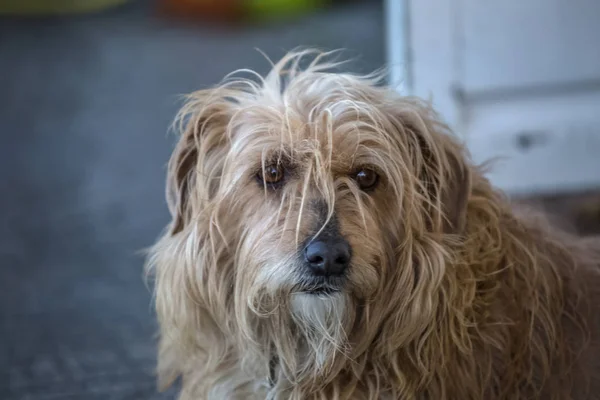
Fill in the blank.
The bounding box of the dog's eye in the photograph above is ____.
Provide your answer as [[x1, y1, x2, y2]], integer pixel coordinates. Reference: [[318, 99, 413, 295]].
[[354, 168, 379, 191], [258, 164, 284, 185]]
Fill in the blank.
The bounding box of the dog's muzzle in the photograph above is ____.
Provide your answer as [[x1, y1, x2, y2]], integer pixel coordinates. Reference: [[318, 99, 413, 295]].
[[300, 235, 352, 295]]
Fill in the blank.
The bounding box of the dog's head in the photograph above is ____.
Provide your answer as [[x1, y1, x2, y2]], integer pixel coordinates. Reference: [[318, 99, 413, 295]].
[[150, 50, 472, 389]]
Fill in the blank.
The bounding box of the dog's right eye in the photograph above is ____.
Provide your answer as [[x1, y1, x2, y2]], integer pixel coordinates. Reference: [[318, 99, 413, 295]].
[[258, 164, 284, 185], [354, 168, 379, 191]]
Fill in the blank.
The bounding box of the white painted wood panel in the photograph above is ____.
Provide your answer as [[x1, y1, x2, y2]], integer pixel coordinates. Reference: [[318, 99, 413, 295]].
[[461, 0, 600, 92], [386, 0, 600, 196], [464, 91, 600, 195]]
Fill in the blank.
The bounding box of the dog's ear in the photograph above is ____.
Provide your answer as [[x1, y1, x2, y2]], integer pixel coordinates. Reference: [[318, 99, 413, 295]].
[[406, 116, 472, 234], [436, 140, 471, 233], [168, 131, 197, 235], [167, 96, 230, 235]]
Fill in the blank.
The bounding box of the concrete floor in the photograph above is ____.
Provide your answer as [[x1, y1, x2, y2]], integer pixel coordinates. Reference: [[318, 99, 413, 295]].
[[0, 1, 384, 399]]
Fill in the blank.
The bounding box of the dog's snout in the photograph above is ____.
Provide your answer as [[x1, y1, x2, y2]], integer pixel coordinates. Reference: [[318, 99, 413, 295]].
[[304, 238, 351, 277]]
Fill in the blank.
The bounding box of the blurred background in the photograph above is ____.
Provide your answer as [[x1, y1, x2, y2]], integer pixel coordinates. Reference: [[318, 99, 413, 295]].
[[0, 0, 598, 399]]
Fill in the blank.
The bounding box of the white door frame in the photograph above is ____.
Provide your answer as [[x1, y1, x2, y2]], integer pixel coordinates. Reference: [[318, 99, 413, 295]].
[[385, 0, 600, 197]]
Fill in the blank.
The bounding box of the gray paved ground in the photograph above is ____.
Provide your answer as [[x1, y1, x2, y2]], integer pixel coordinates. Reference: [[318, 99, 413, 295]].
[[0, 1, 384, 399]]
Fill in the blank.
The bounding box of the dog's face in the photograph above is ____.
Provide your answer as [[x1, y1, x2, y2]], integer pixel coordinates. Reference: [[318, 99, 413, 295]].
[[153, 51, 471, 385]]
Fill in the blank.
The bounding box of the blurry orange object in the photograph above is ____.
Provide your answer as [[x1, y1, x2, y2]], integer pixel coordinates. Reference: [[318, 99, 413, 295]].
[[159, 0, 242, 23], [159, 0, 328, 24]]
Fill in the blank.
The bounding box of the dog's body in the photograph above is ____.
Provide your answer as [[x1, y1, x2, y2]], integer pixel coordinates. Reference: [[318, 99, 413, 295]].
[[147, 50, 600, 399]]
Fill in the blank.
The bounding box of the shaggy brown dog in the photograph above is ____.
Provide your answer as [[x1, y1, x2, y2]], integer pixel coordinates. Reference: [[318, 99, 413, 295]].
[[147, 50, 600, 399]]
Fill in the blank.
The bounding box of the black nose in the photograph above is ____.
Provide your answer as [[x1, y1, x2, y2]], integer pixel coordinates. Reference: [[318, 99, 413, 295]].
[[304, 238, 351, 277]]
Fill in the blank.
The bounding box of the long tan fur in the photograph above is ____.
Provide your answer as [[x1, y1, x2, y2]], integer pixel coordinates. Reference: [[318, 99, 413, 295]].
[[146, 49, 600, 399]]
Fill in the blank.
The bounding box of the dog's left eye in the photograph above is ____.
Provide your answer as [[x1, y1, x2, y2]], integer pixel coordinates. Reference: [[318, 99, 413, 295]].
[[258, 163, 284, 185], [354, 168, 379, 191]]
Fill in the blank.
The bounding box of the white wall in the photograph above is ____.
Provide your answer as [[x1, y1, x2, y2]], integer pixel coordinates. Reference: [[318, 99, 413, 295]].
[[387, 0, 600, 196]]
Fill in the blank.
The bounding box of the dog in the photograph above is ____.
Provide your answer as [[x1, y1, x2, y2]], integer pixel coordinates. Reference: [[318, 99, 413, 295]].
[[146, 49, 600, 399]]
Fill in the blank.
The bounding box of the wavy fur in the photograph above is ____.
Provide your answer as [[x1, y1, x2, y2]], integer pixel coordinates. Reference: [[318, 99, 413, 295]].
[[146, 49, 600, 399]]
